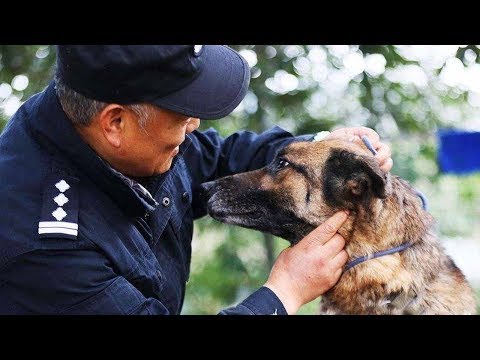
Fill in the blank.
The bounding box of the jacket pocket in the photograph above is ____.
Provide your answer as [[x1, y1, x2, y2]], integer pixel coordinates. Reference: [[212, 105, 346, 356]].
[[58, 276, 146, 315]]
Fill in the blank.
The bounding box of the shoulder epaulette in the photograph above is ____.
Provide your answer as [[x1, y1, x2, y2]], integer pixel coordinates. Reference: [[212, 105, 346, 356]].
[[38, 175, 79, 240]]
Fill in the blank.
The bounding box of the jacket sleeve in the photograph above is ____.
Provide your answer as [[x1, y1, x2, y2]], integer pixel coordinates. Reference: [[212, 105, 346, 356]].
[[185, 125, 312, 218], [0, 248, 288, 315], [218, 286, 288, 315], [0, 248, 171, 315]]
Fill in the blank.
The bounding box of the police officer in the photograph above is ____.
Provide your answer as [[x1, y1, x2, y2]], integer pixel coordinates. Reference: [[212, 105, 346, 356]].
[[0, 45, 392, 314]]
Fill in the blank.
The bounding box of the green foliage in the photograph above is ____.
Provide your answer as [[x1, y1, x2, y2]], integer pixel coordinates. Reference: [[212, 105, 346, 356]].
[[183, 216, 278, 314], [0, 45, 55, 129], [1, 45, 479, 315]]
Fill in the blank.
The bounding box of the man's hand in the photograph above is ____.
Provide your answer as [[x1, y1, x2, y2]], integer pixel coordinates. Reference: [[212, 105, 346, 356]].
[[264, 211, 349, 314], [325, 127, 393, 172]]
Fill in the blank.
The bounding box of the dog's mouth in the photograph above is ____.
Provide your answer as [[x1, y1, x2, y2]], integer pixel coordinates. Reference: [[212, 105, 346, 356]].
[[206, 194, 264, 221], [206, 195, 312, 244], [208, 207, 263, 221], [203, 183, 313, 243]]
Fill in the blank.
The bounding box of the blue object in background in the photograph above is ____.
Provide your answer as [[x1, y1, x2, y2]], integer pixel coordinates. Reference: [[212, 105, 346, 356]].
[[438, 130, 480, 175]]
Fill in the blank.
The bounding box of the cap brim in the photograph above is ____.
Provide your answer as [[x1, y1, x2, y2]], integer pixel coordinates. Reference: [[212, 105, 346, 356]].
[[151, 45, 250, 120]]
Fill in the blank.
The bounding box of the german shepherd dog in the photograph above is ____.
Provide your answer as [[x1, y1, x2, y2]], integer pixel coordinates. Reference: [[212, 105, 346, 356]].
[[200, 138, 477, 314]]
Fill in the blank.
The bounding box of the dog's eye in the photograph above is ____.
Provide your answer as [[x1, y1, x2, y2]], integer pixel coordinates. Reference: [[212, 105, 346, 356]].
[[277, 158, 290, 169]]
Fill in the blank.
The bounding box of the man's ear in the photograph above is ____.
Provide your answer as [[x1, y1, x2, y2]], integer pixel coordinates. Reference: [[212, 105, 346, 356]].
[[97, 104, 127, 148], [323, 149, 392, 209]]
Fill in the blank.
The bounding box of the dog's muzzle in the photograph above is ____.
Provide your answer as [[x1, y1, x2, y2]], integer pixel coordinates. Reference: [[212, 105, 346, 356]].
[[199, 181, 217, 202]]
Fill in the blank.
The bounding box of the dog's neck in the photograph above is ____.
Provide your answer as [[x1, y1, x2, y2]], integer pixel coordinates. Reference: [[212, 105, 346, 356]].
[[338, 176, 434, 258]]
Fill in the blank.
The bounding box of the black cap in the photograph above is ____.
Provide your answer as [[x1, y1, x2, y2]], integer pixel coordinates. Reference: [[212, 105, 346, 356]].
[[56, 45, 251, 120]]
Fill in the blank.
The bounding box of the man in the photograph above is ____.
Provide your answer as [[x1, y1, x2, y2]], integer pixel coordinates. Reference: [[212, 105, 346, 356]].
[[0, 45, 392, 314]]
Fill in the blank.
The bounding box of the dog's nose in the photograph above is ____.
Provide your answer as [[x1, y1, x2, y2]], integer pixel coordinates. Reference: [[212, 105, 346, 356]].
[[199, 181, 216, 201]]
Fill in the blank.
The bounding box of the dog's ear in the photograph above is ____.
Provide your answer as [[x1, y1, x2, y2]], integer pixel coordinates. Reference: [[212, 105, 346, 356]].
[[323, 149, 392, 208]]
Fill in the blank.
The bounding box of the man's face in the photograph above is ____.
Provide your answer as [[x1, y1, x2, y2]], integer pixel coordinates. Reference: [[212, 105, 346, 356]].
[[121, 107, 200, 177]]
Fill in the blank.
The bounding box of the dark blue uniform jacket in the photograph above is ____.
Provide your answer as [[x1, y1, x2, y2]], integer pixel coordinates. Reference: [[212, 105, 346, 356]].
[[0, 83, 310, 314]]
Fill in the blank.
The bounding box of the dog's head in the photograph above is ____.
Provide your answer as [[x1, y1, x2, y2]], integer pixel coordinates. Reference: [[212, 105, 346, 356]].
[[200, 139, 391, 244]]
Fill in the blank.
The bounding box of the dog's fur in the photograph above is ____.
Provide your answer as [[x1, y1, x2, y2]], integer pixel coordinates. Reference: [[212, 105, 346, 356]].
[[201, 139, 477, 314]]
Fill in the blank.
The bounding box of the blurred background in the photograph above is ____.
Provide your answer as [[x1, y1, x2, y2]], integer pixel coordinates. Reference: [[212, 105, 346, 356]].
[[1, 45, 479, 314]]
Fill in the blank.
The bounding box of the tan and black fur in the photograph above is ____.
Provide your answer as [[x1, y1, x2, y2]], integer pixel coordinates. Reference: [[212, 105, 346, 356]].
[[200, 139, 477, 314]]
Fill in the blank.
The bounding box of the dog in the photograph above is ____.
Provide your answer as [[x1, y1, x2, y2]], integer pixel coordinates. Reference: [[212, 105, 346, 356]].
[[200, 137, 477, 314]]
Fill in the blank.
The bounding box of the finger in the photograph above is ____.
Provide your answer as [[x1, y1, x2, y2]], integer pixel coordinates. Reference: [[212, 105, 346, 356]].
[[331, 249, 349, 269], [322, 233, 346, 257], [375, 143, 392, 165], [351, 133, 381, 154], [352, 127, 380, 146], [380, 158, 393, 172], [325, 129, 353, 142], [375, 142, 391, 159], [332, 268, 343, 283], [304, 211, 349, 246], [327, 127, 381, 147]]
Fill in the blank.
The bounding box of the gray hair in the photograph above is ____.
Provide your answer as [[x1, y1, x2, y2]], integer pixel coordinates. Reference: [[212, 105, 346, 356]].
[[54, 74, 153, 128]]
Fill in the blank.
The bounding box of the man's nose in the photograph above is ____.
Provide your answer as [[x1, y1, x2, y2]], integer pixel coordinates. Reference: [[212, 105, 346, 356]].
[[186, 118, 200, 134]]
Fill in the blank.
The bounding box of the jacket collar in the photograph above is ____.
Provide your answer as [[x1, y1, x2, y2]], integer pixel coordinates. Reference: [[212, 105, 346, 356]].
[[28, 81, 189, 218]]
